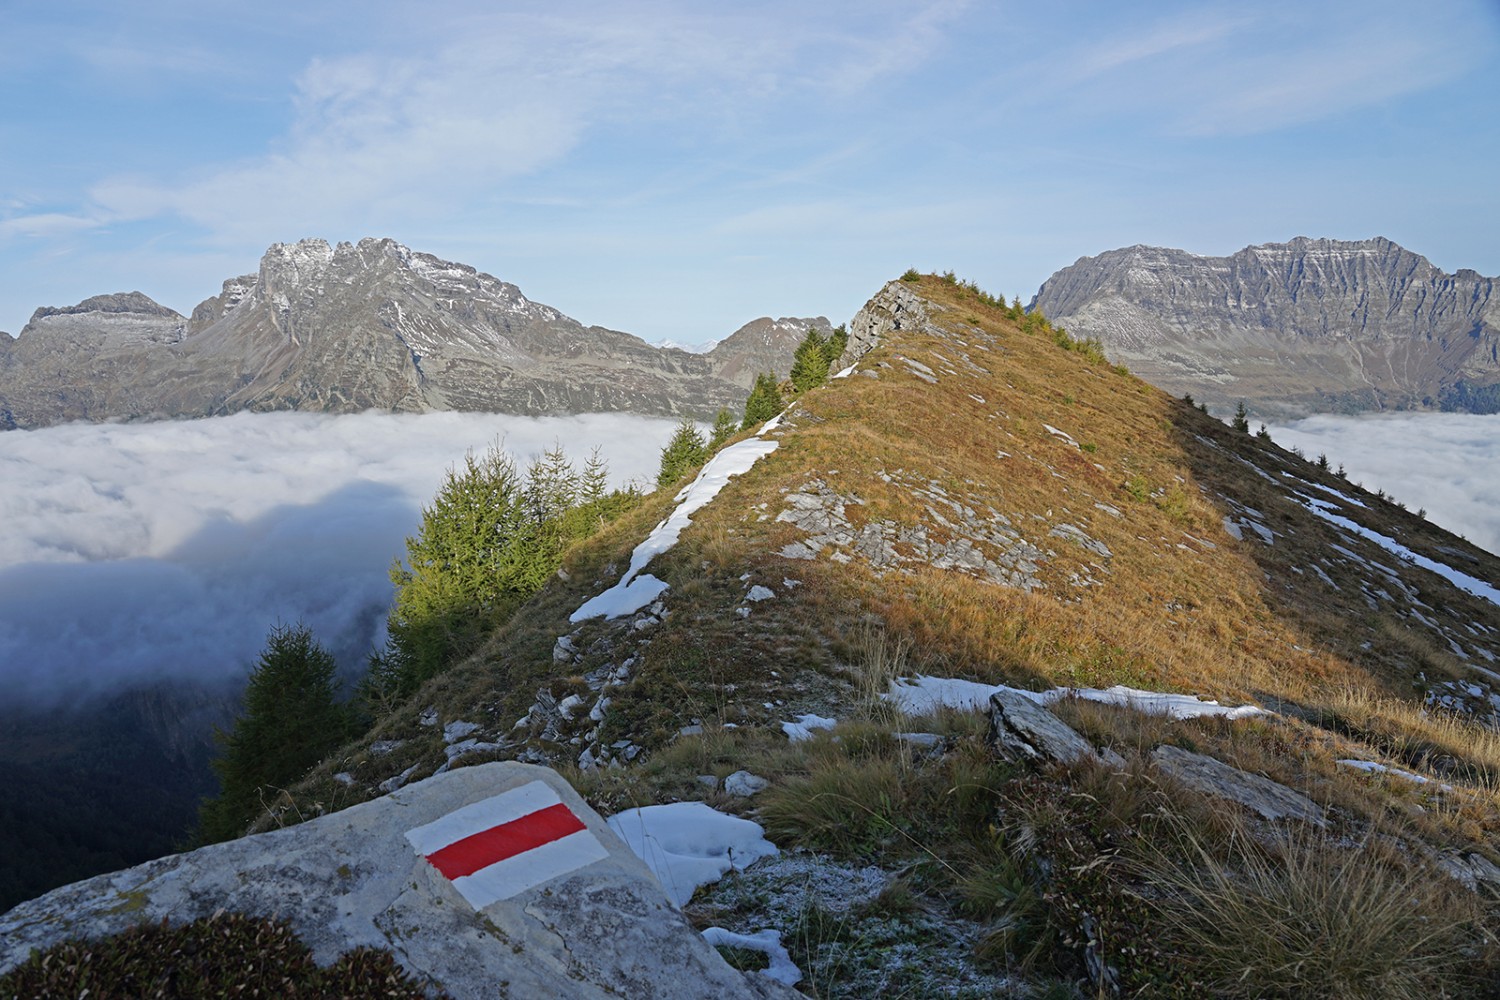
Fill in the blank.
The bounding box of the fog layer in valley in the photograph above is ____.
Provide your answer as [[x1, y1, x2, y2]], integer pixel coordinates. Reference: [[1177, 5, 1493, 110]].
[[1267, 413, 1500, 555], [0, 411, 679, 706]]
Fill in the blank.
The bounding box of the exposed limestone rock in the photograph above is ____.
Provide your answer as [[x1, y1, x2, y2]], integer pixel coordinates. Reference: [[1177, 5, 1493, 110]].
[[988, 689, 1123, 767], [1150, 744, 1327, 826], [1049, 523, 1112, 559], [1426, 848, 1500, 892], [0, 762, 790, 1000], [841, 279, 936, 369], [776, 476, 1045, 590], [723, 771, 770, 797]]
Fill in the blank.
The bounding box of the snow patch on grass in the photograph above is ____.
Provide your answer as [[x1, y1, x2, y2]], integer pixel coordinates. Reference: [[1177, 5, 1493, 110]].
[[606, 801, 779, 907], [886, 675, 1264, 720], [571, 435, 781, 621], [700, 927, 802, 985], [782, 713, 838, 742]]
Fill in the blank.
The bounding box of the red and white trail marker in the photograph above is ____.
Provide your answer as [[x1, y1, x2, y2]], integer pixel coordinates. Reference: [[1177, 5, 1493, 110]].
[[406, 780, 610, 909]]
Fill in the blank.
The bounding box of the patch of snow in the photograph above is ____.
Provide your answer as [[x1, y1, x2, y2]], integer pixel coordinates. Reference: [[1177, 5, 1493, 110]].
[[1285, 475, 1367, 508], [1042, 424, 1079, 448], [607, 801, 780, 907], [701, 927, 802, 985], [781, 713, 837, 741], [571, 434, 781, 621], [832, 363, 857, 379], [1298, 497, 1500, 608], [886, 676, 1025, 714], [1337, 759, 1454, 792], [1310, 563, 1339, 589], [886, 675, 1264, 721]]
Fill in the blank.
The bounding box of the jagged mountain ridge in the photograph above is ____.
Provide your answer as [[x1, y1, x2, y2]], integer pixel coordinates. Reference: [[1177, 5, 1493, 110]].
[[0, 237, 829, 429], [1030, 237, 1500, 418]]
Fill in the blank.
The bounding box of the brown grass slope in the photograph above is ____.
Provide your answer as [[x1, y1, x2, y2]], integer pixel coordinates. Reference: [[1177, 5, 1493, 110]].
[[261, 273, 1499, 996]]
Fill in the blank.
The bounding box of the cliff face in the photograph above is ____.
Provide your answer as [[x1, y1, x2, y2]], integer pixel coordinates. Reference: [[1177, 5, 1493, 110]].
[[0, 238, 791, 428], [1031, 237, 1500, 418]]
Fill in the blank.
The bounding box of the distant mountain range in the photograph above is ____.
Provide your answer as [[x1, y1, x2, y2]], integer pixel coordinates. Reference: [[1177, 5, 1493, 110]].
[[0, 238, 828, 430], [1030, 237, 1500, 419]]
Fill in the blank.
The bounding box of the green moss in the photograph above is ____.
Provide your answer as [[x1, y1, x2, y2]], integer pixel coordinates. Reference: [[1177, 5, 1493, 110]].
[[0, 912, 443, 998]]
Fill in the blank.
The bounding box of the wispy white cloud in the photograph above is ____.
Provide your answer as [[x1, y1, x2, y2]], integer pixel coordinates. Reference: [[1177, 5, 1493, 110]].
[[74, 2, 962, 246], [1058, 12, 1246, 84], [0, 213, 107, 239], [1022, 2, 1493, 137], [0, 410, 678, 704]]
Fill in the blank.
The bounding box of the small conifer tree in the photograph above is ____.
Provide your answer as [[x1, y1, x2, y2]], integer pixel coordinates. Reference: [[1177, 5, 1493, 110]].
[[820, 324, 849, 371], [198, 623, 351, 843], [708, 407, 738, 450], [657, 419, 708, 488], [1232, 401, 1250, 433], [789, 329, 832, 393], [580, 447, 609, 505], [741, 372, 783, 430]]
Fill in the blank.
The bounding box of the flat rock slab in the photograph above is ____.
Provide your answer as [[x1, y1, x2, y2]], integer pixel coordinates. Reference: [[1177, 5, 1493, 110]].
[[1151, 745, 1327, 827], [990, 689, 1121, 766], [0, 762, 791, 1000]]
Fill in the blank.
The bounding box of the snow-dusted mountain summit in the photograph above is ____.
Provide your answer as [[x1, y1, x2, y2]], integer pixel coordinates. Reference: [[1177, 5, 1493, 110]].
[[0, 238, 828, 429]]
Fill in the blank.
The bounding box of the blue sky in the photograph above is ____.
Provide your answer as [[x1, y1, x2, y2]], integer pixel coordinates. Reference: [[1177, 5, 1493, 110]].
[[3, 1, 1497, 345]]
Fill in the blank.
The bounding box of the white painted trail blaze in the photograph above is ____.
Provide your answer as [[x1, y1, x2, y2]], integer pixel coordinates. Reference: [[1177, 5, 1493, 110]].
[[405, 780, 609, 908]]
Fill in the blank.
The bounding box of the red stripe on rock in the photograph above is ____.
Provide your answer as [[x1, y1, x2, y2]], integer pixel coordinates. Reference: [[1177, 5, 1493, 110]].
[[424, 802, 587, 881]]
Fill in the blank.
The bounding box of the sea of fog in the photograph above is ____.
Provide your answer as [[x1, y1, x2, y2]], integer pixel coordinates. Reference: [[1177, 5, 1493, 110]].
[[0, 411, 682, 706], [1267, 412, 1500, 556], [4, 409, 1494, 709]]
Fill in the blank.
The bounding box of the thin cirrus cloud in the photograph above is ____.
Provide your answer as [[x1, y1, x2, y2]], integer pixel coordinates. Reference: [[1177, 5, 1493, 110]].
[[1030, 3, 1488, 137], [1267, 413, 1500, 557], [0, 410, 680, 707], [80, 3, 961, 246]]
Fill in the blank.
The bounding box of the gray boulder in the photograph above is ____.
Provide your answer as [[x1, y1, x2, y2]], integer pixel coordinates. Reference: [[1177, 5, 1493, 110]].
[[1150, 744, 1327, 826], [989, 689, 1123, 767], [0, 762, 791, 999]]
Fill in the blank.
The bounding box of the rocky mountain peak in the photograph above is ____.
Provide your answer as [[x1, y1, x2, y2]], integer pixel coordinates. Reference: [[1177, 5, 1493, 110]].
[[706, 315, 832, 383], [1032, 237, 1500, 417], [0, 238, 806, 428], [29, 291, 183, 324]]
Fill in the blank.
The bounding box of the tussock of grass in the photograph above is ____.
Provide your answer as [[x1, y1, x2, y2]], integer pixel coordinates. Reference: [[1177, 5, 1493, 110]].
[[1317, 686, 1500, 788], [760, 752, 913, 857], [1136, 821, 1485, 999]]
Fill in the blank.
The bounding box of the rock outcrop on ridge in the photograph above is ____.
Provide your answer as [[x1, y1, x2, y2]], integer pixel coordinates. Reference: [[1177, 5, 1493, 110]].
[[0, 761, 791, 1000], [1030, 237, 1500, 418], [0, 238, 827, 429]]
